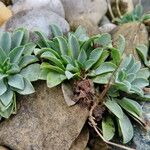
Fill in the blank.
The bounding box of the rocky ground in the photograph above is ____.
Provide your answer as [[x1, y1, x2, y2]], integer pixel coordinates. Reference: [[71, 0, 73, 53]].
[[0, 0, 150, 150]]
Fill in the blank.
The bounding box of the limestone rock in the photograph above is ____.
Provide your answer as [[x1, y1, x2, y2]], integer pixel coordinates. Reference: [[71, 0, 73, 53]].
[[99, 23, 117, 33], [11, 0, 65, 17], [0, 81, 88, 150], [61, 0, 107, 35], [112, 22, 149, 60], [5, 9, 69, 37], [70, 127, 89, 150], [0, 2, 12, 26]]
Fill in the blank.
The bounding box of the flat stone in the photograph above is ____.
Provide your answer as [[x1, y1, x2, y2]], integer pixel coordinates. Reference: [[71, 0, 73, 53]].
[[0, 81, 88, 150], [112, 22, 149, 60], [5, 8, 69, 37]]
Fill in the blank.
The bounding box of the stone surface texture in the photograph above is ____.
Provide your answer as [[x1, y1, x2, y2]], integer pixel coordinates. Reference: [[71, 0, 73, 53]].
[[0, 81, 88, 150]]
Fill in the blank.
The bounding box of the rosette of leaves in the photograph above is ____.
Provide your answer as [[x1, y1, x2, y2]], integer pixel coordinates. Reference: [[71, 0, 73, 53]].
[[34, 25, 117, 88], [0, 28, 40, 118], [103, 54, 150, 143], [34, 25, 150, 145], [115, 4, 150, 25]]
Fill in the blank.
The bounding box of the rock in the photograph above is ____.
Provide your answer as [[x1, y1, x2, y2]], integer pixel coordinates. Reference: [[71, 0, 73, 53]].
[[61, 0, 107, 35], [112, 22, 149, 60], [99, 16, 110, 26], [130, 102, 150, 150], [0, 2, 12, 26], [11, 0, 65, 17], [99, 23, 117, 33], [0, 81, 88, 150], [0, 146, 9, 150], [5, 9, 69, 37], [108, 0, 134, 18], [70, 127, 89, 150]]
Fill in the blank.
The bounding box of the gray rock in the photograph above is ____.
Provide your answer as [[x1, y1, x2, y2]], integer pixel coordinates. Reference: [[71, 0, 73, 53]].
[[5, 8, 69, 37], [132, 102, 150, 150], [99, 23, 117, 33], [61, 0, 107, 35], [99, 16, 110, 26], [0, 81, 88, 150], [11, 0, 65, 17]]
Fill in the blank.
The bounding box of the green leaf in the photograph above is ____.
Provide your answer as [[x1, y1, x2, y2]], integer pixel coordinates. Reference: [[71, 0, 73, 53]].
[[94, 62, 116, 76], [92, 50, 109, 69], [0, 32, 11, 53], [19, 55, 39, 69], [78, 49, 87, 64], [39, 69, 50, 80], [117, 97, 142, 117], [102, 115, 115, 141], [137, 68, 150, 79], [35, 31, 49, 47], [133, 4, 143, 18], [0, 47, 7, 64], [55, 36, 68, 55], [127, 61, 141, 74], [131, 78, 149, 88], [136, 44, 149, 67], [23, 42, 36, 55], [94, 33, 112, 47], [8, 74, 24, 90], [20, 64, 40, 81], [68, 33, 80, 59], [65, 71, 74, 80], [0, 96, 15, 119], [66, 64, 79, 73], [41, 51, 65, 70], [104, 98, 123, 119], [11, 30, 24, 49], [110, 47, 121, 65], [118, 113, 134, 143], [89, 48, 103, 62], [50, 24, 63, 37], [0, 88, 13, 106], [41, 62, 64, 74], [126, 73, 136, 82], [9, 46, 24, 63], [17, 78, 35, 95], [117, 35, 125, 54], [92, 73, 112, 84], [6, 64, 20, 74], [74, 26, 89, 42], [47, 71, 66, 88], [0, 79, 7, 96], [131, 85, 143, 96], [84, 59, 96, 71]]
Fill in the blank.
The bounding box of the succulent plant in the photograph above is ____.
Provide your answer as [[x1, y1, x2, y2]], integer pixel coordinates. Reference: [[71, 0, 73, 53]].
[[0, 28, 40, 118], [115, 4, 150, 25], [34, 25, 150, 145]]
